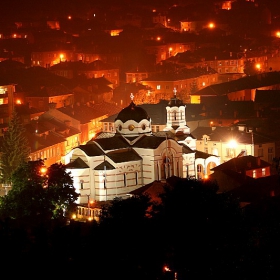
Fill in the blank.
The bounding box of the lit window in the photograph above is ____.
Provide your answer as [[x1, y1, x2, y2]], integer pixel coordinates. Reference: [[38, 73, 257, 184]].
[[253, 170, 256, 178], [156, 85, 161, 90]]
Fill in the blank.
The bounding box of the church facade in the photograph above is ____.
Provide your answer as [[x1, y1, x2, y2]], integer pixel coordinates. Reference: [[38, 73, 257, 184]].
[[65, 93, 220, 205]]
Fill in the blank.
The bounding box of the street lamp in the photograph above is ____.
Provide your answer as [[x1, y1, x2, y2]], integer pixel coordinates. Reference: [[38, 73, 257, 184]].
[[169, 47, 173, 57]]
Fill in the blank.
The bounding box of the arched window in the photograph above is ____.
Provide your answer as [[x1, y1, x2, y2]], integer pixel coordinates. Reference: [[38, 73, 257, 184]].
[[197, 164, 203, 179], [124, 173, 127, 186], [161, 156, 173, 179]]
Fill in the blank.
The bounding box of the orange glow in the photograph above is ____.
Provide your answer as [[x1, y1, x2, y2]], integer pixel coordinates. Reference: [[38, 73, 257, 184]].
[[163, 266, 171, 272], [276, 31, 280, 38], [40, 167, 47, 175], [16, 99, 21, 104], [255, 63, 261, 70], [228, 139, 237, 148], [68, 15, 72, 20], [208, 22, 215, 29], [156, 36, 161, 41]]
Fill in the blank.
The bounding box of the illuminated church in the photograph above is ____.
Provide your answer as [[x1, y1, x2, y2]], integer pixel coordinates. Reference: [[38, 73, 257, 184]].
[[65, 93, 220, 204]]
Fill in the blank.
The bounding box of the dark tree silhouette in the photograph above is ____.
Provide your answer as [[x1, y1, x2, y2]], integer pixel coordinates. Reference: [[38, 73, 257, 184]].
[[0, 110, 30, 184]]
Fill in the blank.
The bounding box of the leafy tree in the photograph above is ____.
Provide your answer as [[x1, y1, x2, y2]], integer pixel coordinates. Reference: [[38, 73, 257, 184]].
[[243, 59, 259, 76], [190, 79, 199, 94], [0, 159, 79, 227], [0, 110, 30, 184]]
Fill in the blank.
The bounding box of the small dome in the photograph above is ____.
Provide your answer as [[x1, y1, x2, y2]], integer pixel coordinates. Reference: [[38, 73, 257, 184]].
[[115, 102, 150, 122], [168, 96, 183, 107]]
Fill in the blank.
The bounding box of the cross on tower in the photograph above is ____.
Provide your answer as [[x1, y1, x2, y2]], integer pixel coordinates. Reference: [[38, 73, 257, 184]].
[[130, 93, 134, 101]]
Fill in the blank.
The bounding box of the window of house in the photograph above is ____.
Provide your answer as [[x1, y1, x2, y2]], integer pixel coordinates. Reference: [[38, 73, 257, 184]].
[[226, 148, 235, 158], [268, 147, 274, 162], [258, 148, 263, 157], [262, 168, 266, 176], [212, 147, 218, 156], [156, 85, 161, 90], [204, 136, 208, 145], [135, 172, 138, 185], [80, 180, 84, 189], [253, 170, 256, 178]]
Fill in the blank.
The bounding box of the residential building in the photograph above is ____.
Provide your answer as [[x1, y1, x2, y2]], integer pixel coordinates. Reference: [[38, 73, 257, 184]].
[[140, 67, 219, 103], [49, 60, 120, 88], [24, 84, 74, 112], [191, 125, 276, 165], [190, 71, 280, 104]]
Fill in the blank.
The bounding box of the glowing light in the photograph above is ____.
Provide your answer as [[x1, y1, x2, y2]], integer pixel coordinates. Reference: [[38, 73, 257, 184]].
[[228, 139, 237, 148], [208, 22, 215, 29], [163, 266, 171, 272], [68, 15, 72, 20], [156, 36, 161, 41], [255, 63, 261, 70], [72, 214, 76, 219], [40, 166, 47, 175], [16, 99, 21, 104], [276, 31, 280, 38]]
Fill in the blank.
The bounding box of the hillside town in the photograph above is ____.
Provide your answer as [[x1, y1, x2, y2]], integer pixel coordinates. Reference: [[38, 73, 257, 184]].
[[1, 0, 280, 210]]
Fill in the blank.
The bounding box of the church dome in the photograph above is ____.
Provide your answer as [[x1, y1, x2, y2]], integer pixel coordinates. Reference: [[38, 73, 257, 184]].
[[115, 102, 150, 122], [168, 96, 183, 107]]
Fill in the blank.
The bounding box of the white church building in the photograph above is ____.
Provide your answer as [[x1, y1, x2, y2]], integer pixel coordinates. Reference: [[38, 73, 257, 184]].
[[65, 93, 220, 205]]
